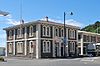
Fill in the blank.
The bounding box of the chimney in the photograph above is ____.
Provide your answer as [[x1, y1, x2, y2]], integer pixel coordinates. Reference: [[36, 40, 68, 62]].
[[45, 16, 48, 22]]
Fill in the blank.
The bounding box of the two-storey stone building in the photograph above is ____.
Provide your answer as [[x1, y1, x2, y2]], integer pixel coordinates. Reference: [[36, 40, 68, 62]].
[[3, 17, 79, 59]]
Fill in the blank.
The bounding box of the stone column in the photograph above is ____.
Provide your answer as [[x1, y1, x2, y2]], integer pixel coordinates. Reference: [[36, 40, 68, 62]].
[[13, 29, 15, 55], [36, 24, 41, 59], [81, 34, 83, 55], [24, 27, 27, 55], [52, 26, 55, 57], [66, 28, 69, 56]]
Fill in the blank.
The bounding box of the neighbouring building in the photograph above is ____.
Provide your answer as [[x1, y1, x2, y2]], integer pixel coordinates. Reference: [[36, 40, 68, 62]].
[[0, 47, 5, 56], [78, 31, 100, 56], [3, 17, 80, 59]]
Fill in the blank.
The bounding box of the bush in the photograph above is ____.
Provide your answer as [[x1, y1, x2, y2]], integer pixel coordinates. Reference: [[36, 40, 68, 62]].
[[0, 57, 4, 61]]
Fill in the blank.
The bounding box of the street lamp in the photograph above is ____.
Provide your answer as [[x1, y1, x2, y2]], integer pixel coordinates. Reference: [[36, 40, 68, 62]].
[[63, 12, 73, 57]]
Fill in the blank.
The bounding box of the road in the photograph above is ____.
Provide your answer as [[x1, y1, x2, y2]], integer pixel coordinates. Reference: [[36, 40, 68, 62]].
[[0, 57, 100, 66]]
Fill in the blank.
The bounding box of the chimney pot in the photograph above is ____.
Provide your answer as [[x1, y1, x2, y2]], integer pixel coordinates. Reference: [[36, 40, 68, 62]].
[[45, 16, 48, 22]]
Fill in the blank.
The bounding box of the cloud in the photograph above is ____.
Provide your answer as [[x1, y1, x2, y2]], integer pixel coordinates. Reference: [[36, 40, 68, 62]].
[[6, 18, 27, 25], [6, 18, 20, 25], [41, 18, 84, 27], [65, 19, 84, 27]]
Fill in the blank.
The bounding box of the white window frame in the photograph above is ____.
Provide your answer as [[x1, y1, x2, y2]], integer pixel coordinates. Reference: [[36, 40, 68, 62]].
[[70, 42, 75, 52], [42, 25, 51, 37], [17, 28, 23, 38], [43, 41, 46, 53], [17, 42, 23, 53], [8, 43, 12, 53], [9, 30, 12, 39], [69, 29, 75, 39], [55, 28, 59, 37], [29, 26, 34, 37], [43, 40, 51, 53], [29, 41, 34, 53], [61, 28, 64, 37]]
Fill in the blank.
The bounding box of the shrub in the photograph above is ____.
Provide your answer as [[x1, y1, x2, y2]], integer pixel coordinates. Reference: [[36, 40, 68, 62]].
[[0, 57, 4, 61]]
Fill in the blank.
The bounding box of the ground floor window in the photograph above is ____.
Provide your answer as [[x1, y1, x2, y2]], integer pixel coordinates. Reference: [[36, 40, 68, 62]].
[[8, 43, 13, 53], [17, 42, 23, 53], [29, 41, 35, 53], [43, 40, 51, 53], [70, 42, 75, 52]]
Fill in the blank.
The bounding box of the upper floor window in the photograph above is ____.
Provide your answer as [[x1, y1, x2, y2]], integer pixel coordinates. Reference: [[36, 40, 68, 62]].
[[69, 29, 75, 39], [29, 26, 33, 37], [55, 28, 59, 36], [17, 28, 23, 38], [9, 30, 12, 39], [42, 25, 50, 37], [17, 42, 23, 53], [8, 43, 13, 53], [43, 40, 51, 53], [61, 29, 64, 37]]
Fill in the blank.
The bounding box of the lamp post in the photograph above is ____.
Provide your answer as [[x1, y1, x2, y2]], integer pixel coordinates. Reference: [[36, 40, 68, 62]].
[[63, 12, 73, 57]]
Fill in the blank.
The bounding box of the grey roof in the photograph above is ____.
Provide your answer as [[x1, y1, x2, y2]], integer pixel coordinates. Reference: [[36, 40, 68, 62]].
[[3, 20, 80, 30]]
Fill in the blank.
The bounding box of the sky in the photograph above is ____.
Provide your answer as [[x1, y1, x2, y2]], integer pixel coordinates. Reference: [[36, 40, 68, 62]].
[[0, 0, 100, 47]]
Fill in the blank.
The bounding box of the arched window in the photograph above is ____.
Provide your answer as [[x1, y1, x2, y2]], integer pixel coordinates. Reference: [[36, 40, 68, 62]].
[[43, 26, 46, 36], [9, 43, 12, 53], [43, 40, 51, 53], [61, 29, 64, 37], [42, 25, 50, 36], [47, 27, 50, 36], [9, 30, 12, 39], [17, 28, 23, 38], [17, 42, 23, 53], [29, 41, 34, 53], [29, 26, 33, 37], [55, 28, 59, 36]]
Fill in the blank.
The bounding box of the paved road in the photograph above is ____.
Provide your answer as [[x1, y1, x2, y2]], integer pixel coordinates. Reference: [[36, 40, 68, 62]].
[[0, 57, 100, 66]]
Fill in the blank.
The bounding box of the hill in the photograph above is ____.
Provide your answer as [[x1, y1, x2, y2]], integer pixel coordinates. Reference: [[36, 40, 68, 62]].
[[81, 21, 100, 33]]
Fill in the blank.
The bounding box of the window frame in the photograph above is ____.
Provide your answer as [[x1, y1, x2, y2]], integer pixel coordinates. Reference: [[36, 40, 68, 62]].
[[17, 28, 23, 38], [17, 42, 23, 53], [8, 43, 13, 53], [43, 40, 51, 53], [29, 26, 34, 37], [42, 25, 51, 37], [9, 30, 12, 39]]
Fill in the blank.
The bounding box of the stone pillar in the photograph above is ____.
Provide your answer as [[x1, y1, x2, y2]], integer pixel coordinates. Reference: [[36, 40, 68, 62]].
[[52, 26, 55, 57], [81, 34, 83, 55], [36, 24, 41, 59], [66, 28, 69, 56], [24, 27, 27, 55], [13, 29, 15, 55]]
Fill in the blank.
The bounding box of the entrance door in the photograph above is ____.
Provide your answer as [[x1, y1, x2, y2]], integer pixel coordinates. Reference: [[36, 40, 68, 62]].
[[61, 47, 64, 57]]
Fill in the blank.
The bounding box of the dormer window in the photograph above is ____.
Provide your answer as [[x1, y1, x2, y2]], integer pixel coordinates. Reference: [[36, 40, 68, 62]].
[[42, 25, 50, 37], [29, 26, 33, 37]]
